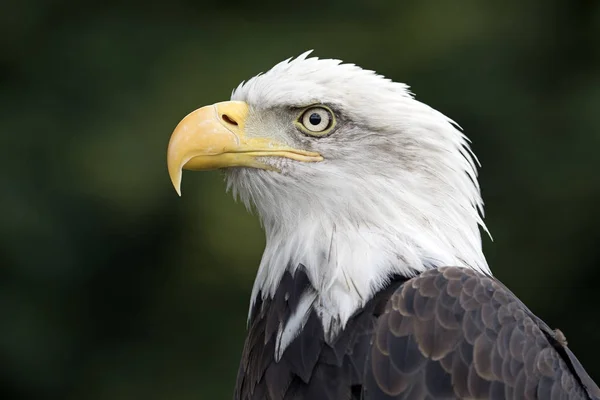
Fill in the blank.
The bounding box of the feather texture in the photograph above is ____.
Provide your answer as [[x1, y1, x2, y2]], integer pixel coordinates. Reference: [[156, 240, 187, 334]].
[[235, 267, 600, 400]]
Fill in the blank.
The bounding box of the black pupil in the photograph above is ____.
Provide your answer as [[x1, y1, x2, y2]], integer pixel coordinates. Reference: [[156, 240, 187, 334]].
[[308, 113, 322, 126]]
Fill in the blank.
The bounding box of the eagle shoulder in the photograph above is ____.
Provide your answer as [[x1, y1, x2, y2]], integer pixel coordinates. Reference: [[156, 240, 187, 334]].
[[364, 266, 599, 399]]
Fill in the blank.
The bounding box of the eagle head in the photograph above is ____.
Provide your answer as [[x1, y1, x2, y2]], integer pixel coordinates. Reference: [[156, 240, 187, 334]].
[[167, 52, 489, 336]]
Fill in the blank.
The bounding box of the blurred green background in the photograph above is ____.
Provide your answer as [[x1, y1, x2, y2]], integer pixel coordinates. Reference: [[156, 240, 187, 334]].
[[2, 0, 600, 398]]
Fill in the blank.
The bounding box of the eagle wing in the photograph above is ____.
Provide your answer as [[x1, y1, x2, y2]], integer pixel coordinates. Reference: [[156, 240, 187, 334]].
[[364, 266, 600, 399]]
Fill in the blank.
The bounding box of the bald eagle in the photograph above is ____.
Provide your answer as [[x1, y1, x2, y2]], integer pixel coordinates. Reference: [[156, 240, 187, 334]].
[[167, 52, 599, 399]]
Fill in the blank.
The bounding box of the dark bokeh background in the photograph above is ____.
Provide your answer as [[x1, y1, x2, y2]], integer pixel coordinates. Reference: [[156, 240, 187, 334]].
[[2, 0, 600, 398]]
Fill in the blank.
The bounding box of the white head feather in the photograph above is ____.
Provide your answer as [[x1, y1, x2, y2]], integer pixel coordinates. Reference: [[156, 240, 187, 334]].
[[226, 51, 490, 347]]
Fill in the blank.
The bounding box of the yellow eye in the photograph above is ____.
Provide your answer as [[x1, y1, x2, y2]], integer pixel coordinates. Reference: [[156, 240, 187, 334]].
[[297, 106, 335, 136]]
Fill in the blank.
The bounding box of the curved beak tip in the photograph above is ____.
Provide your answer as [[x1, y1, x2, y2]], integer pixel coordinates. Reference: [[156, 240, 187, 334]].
[[168, 167, 183, 197]]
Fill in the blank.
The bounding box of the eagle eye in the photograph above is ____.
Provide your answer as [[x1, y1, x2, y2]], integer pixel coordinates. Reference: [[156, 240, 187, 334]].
[[296, 106, 335, 136]]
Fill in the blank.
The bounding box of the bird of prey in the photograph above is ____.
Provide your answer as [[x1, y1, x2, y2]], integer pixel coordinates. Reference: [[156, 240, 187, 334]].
[[166, 52, 599, 399]]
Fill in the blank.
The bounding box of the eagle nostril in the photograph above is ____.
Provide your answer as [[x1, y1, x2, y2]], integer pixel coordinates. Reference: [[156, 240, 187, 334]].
[[221, 114, 238, 126]]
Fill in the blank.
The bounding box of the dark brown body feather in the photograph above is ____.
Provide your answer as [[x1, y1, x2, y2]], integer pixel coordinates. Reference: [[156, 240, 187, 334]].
[[235, 266, 599, 399]]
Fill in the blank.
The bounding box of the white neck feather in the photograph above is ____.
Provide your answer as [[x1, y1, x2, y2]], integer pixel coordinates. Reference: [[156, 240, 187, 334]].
[[229, 157, 489, 345]]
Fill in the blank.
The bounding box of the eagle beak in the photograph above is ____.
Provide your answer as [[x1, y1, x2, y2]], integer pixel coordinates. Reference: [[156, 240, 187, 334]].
[[167, 101, 322, 195]]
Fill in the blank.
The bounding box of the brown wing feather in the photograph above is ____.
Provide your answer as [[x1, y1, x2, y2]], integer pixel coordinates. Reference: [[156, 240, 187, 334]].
[[364, 266, 599, 399]]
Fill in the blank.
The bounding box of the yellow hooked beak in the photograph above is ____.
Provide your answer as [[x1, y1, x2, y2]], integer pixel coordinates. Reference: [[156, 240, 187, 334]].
[[167, 101, 323, 195]]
